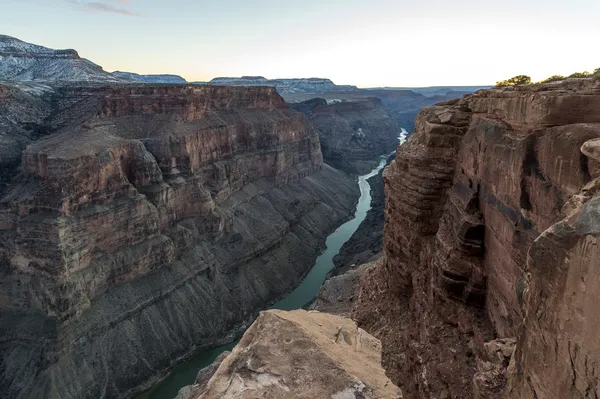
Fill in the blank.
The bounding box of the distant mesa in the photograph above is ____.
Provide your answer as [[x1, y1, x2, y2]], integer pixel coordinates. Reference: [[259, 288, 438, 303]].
[[111, 71, 187, 84], [207, 76, 359, 94], [0, 34, 186, 83]]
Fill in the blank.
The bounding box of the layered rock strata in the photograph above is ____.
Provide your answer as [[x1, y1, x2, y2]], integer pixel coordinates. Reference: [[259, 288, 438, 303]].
[[311, 260, 376, 317], [181, 309, 402, 399], [354, 79, 600, 398], [290, 98, 399, 174], [0, 84, 360, 399]]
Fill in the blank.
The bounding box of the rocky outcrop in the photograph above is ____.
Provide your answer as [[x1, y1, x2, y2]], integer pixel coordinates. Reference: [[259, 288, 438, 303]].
[[290, 98, 399, 174], [0, 83, 360, 399], [311, 260, 375, 317], [181, 309, 402, 398], [353, 79, 600, 398], [505, 177, 600, 398]]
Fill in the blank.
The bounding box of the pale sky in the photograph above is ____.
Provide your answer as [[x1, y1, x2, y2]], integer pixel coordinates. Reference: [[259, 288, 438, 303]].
[[1, 0, 598, 87]]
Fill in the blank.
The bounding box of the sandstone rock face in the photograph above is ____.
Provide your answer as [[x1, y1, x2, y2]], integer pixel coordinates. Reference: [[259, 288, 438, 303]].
[[311, 260, 375, 317], [354, 79, 600, 398], [0, 83, 360, 399], [187, 309, 402, 399], [505, 180, 600, 399], [290, 98, 399, 174]]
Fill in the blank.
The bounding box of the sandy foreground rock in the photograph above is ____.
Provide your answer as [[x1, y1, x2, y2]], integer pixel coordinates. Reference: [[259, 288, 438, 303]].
[[185, 309, 402, 399]]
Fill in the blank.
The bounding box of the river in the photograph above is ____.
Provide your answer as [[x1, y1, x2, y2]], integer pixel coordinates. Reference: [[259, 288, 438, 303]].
[[136, 129, 408, 399]]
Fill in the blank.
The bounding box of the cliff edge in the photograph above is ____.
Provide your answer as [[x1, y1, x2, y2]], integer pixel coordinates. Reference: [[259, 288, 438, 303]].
[[353, 78, 600, 398], [180, 309, 402, 399]]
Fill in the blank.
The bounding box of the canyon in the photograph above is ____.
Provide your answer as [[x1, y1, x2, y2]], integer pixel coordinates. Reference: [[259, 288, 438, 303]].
[[0, 82, 360, 399], [5, 33, 600, 399], [190, 77, 600, 399], [290, 97, 399, 174]]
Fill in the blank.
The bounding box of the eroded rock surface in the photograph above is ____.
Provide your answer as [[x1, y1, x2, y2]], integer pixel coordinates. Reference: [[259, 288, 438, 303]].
[[0, 83, 360, 399], [353, 79, 600, 398], [311, 260, 375, 317], [290, 97, 399, 174], [187, 309, 402, 399]]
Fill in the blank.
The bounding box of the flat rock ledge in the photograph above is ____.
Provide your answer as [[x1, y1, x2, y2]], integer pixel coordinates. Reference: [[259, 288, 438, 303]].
[[182, 309, 402, 399]]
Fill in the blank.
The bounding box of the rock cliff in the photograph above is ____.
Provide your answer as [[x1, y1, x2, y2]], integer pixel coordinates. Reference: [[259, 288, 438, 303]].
[[290, 98, 399, 174], [179, 309, 402, 399], [0, 83, 360, 399], [353, 79, 600, 398]]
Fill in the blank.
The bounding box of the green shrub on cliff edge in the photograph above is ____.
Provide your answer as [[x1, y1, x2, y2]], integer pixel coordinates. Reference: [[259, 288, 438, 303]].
[[568, 71, 591, 78], [594, 68, 600, 80], [496, 75, 531, 87], [539, 75, 566, 83]]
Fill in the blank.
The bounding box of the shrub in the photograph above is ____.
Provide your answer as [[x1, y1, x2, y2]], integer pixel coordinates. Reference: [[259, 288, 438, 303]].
[[568, 71, 591, 78], [496, 75, 532, 87], [539, 75, 565, 83]]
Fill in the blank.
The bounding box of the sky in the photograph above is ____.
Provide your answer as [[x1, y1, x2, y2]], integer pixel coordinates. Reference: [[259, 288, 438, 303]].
[[1, 0, 599, 87]]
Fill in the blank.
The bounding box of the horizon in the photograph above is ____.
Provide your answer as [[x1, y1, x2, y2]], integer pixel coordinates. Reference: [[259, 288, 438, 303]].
[[1, 0, 599, 87]]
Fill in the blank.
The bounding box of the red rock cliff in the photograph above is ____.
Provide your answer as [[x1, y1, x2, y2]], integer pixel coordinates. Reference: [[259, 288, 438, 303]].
[[353, 79, 600, 398], [0, 84, 360, 399]]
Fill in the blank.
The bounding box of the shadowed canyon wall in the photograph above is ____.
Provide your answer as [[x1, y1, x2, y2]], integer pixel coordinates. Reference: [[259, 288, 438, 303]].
[[353, 79, 600, 398], [0, 83, 359, 399], [290, 98, 399, 174]]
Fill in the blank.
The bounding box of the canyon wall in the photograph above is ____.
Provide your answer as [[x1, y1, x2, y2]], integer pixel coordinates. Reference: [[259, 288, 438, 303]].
[[290, 98, 399, 174], [0, 83, 360, 399], [353, 79, 600, 398]]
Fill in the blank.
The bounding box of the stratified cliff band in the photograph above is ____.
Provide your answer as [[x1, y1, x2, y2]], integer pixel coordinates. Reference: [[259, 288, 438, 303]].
[[353, 78, 600, 399], [0, 83, 359, 399]]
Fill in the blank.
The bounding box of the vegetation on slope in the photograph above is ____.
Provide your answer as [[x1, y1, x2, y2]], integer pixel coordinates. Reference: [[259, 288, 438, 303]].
[[496, 68, 600, 87]]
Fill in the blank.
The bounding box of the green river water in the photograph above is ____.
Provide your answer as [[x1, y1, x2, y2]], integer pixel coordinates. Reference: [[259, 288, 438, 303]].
[[137, 129, 407, 398]]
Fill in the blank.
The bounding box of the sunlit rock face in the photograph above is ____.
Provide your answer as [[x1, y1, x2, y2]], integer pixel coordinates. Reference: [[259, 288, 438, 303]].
[[353, 79, 600, 399], [180, 309, 402, 399], [0, 83, 360, 399]]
